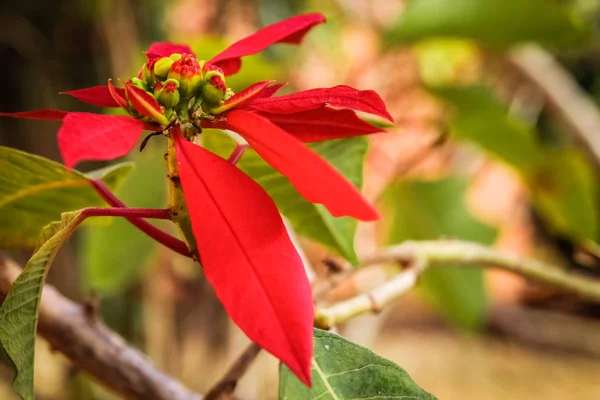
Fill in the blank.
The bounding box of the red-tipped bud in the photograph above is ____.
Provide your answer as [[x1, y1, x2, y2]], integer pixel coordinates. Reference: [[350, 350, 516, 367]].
[[167, 54, 203, 99], [202, 75, 227, 104], [154, 79, 180, 109]]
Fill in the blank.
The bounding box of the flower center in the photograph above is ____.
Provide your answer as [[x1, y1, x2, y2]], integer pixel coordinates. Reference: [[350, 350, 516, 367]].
[[133, 52, 233, 128]]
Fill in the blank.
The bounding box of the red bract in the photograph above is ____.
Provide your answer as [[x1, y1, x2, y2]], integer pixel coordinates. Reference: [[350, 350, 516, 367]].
[[62, 85, 126, 108], [207, 13, 326, 76], [226, 110, 380, 220], [0, 12, 394, 385], [173, 127, 313, 384], [58, 113, 148, 168]]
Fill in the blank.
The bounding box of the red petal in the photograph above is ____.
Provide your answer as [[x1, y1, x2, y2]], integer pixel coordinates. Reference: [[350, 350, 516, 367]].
[[123, 83, 169, 125], [208, 13, 326, 76], [258, 107, 383, 142], [248, 85, 394, 122], [0, 109, 68, 121], [108, 79, 129, 110], [173, 127, 313, 385], [209, 80, 275, 114], [58, 113, 146, 168], [226, 110, 379, 220], [61, 86, 126, 108], [145, 42, 195, 58]]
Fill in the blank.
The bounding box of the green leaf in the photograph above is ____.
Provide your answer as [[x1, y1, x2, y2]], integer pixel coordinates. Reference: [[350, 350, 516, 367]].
[[0, 209, 86, 400], [430, 85, 599, 242], [389, 0, 588, 48], [279, 328, 437, 399], [430, 85, 544, 175], [381, 178, 497, 330], [0, 146, 132, 249], [532, 148, 599, 241], [202, 130, 368, 264], [81, 145, 167, 294]]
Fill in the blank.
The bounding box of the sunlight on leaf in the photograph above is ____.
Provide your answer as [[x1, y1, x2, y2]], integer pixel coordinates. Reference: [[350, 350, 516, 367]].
[[0, 146, 132, 250], [0, 210, 86, 400], [203, 129, 368, 264], [279, 328, 437, 399]]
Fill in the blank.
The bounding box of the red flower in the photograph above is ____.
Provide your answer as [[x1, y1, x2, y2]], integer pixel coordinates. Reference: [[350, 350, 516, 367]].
[[0, 13, 392, 385]]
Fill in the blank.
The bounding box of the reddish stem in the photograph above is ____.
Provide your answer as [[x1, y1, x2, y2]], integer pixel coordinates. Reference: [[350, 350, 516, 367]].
[[90, 180, 191, 257], [81, 207, 172, 219], [227, 143, 250, 165]]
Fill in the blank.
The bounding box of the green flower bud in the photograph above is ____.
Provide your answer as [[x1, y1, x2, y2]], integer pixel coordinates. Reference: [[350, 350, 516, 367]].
[[131, 77, 148, 91], [167, 54, 203, 99], [201, 75, 227, 104], [154, 57, 175, 81], [154, 79, 180, 109], [141, 63, 155, 87], [170, 53, 182, 62]]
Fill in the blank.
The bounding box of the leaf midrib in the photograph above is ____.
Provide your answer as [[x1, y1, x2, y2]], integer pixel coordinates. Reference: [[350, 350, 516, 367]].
[[0, 180, 90, 210]]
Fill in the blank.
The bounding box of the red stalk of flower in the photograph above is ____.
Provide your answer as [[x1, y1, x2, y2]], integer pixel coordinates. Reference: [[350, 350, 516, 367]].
[[0, 12, 394, 385]]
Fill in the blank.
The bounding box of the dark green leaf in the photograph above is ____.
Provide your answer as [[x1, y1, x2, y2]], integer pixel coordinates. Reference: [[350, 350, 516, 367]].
[[381, 178, 497, 330], [279, 328, 437, 399], [203, 130, 368, 264], [0, 210, 86, 400], [389, 0, 588, 48], [0, 146, 132, 249], [532, 148, 599, 241]]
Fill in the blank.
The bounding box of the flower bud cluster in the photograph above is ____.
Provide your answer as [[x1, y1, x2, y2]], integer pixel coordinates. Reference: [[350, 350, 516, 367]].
[[131, 52, 231, 126]]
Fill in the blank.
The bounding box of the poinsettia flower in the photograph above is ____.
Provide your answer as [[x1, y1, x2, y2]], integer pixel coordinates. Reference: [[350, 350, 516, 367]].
[[0, 12, 393, 385]]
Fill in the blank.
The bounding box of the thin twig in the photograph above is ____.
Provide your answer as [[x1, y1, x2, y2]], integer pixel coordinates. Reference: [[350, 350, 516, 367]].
[[315, 240, 600, 328], [204, 343, 262, 400], [0, 256, 202, 400]]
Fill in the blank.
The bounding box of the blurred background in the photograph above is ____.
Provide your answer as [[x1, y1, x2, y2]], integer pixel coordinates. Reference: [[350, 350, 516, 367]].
[[2, 0, 600, 398]]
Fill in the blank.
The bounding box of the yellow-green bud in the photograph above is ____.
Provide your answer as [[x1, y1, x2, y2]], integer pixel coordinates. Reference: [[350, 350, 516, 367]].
[[154, 57, 175, 81]]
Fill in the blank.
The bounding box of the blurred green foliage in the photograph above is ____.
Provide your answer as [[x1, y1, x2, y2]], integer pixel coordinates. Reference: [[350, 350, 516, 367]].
[[390, 0, 589, 48], [381, 178, 497, 331]]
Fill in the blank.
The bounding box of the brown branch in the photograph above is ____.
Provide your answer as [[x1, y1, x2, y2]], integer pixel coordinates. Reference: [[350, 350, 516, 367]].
[[204, 343, 262, 400], [0, 255, 202, 400], [508, 45, 600, 170]]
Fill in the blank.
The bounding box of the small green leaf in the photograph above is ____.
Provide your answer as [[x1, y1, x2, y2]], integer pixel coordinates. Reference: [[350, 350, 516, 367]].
[[389, 0, 588, 48], [81, 144, 167, 294], [279, 328, 437, 399], [203, 130, 368, 264], [0, 146, 132, 249], [381, 178, 497, 330], [0, 209, 86, 400]]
